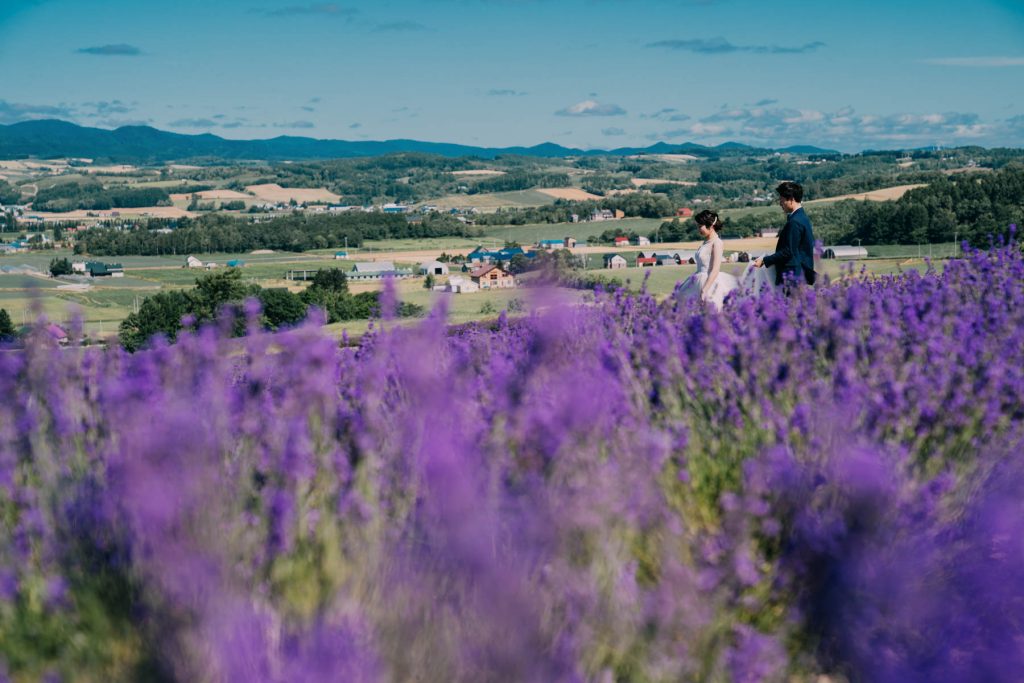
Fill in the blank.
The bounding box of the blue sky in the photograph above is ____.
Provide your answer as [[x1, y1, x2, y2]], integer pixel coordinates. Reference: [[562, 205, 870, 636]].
[[0, 0, 1022, 151]]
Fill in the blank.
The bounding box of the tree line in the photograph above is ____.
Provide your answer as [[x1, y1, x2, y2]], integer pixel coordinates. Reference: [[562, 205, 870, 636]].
[[0, 181, 21, 205], [76, 212, 482, 256]]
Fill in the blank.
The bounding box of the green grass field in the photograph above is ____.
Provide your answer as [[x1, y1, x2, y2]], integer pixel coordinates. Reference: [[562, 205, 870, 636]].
[[353, 237, 482, 253]]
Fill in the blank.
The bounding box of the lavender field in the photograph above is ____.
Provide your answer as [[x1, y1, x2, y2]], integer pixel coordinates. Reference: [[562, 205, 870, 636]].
[[2, 235, 1023, 682]]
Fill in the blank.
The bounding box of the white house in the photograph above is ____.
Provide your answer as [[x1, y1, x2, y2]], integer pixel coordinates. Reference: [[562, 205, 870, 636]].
[[604, 254, 628, 270], [445, 276, 479, 294], [186, 255, 204, 268], [419, 260, 449, 276], [71, 262, 87, 274]]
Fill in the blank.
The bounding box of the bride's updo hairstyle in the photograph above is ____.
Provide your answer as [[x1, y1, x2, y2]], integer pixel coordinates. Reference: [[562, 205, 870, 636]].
[[694, 210, 722, 232]]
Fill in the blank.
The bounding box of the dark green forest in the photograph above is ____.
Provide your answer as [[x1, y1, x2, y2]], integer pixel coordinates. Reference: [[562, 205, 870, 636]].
[[31, 180, 172, 211]]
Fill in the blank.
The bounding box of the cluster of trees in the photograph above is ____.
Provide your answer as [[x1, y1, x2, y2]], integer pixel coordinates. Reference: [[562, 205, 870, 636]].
[[467, 171, 571, 194], [49, 257, 73, 277], [0, 308, 14, 341], [76, 212, 481, 256], [0, 181, 21, 205], [118, 268, 423, 351], [31, 180, 172, 212], [653, 218, 696, 242]]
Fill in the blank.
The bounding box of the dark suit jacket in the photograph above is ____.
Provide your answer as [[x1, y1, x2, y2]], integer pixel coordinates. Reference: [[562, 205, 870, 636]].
[[763, 207, 816, 286]]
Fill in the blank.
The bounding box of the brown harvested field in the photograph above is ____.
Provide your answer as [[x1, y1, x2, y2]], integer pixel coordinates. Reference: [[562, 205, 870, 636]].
[[451, 170, 506, 177], [169, 189, 251, 201], [807, 184, 927, 203], [245, 183, 341, 204], [32, 207, 196, 221], [536, 188, 603, 201], [630, 178, 697, 187]]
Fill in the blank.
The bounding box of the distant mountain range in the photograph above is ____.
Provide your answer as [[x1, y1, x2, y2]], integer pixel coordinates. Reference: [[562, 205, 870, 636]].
[[0, 119, 840, 163]]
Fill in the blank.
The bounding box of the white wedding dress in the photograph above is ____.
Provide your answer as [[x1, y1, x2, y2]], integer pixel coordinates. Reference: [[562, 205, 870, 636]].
[[740, 254, 780, 296], [676, 237, 739, 308]]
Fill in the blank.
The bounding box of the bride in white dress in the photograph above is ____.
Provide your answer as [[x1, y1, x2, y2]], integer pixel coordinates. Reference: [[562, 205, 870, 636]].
[[676, 210, 739, 308]]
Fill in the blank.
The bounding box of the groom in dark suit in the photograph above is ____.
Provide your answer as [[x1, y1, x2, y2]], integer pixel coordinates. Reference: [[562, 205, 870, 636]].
[[753, 181, 816, 288]]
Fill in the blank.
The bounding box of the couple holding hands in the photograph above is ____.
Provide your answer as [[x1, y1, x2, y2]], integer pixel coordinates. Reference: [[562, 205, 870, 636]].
[[678, 181, 817, 307]]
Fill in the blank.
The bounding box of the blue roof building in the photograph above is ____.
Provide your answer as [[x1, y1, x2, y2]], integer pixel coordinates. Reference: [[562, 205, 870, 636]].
[[467, 246, 535, 263]]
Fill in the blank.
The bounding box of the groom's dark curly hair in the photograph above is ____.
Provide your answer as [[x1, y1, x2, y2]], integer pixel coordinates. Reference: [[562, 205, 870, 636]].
[[776, 181, 804, 202]]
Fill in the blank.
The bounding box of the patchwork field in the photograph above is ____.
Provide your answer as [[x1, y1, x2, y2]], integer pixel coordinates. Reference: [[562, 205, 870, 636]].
[[244, 183, 341, 204]]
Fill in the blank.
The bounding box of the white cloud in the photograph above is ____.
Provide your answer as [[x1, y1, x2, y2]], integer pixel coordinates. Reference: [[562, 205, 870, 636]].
[[923, 57, 1024, 67], [646, 38, 825, 55], [273, 120, 316, 129], [0, 99, 75, 124], [263, 3, 359, 18], [555, 100, 626, 117]]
